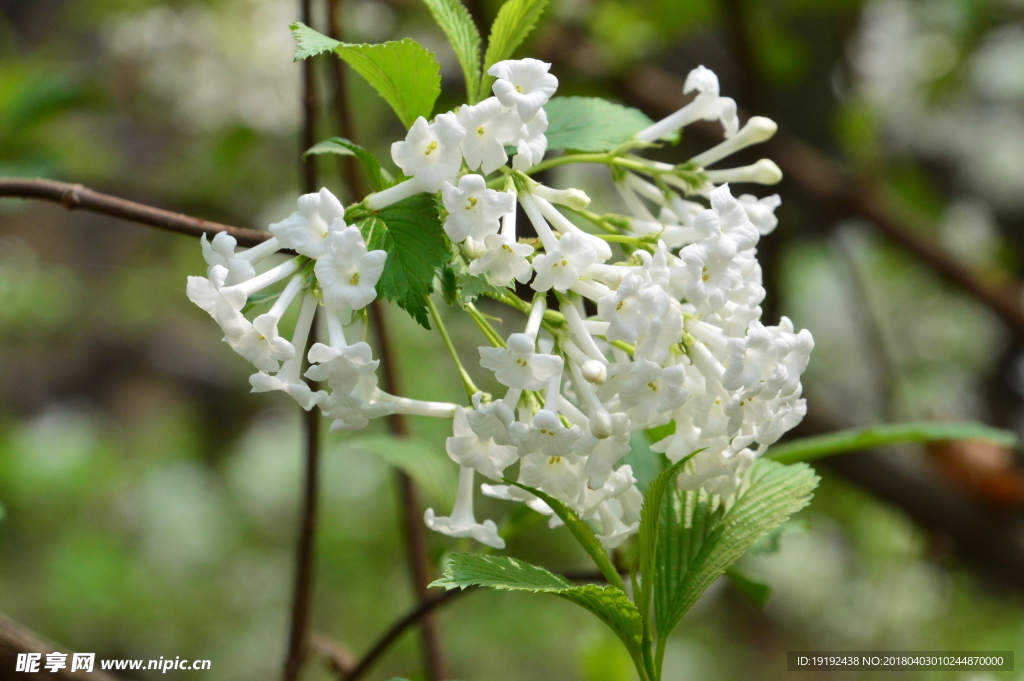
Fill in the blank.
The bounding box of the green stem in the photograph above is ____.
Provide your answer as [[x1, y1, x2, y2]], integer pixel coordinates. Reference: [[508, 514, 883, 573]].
[[526, 152, 655, 176], [465, 303, 506, 348], [655, 636, 667, 681], [425, 295, 479, 401]]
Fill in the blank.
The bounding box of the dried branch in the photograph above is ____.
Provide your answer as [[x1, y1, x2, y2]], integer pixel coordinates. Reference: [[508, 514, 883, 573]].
[[282, 1, 323, 680], [0, 177, 269, 247], [0, 614, 122, 681]]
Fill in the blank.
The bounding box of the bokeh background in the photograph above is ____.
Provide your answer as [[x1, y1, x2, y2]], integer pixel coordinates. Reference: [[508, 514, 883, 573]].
[[3, 0, 1024, 679]]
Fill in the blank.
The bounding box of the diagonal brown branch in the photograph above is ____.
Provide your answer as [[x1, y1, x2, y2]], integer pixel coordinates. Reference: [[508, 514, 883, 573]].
[[0, 614, 122, 681], [0, 177, 270, 247]]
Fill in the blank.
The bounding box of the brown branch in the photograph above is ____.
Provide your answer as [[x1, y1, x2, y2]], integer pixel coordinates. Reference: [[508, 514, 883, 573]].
[[0, 177, 270, 247], [311, 632, 357, 677], [282, 1, 322, 680], [0, 614, 122, 681]]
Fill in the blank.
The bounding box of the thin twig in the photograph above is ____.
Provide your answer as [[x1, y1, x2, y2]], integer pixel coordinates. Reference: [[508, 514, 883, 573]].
[[326, 0, 365, 201], [0, 177, 270, 247], [0, 614, 122, 681], [282, 0, 322, 679], [343, 588, 468, 681]]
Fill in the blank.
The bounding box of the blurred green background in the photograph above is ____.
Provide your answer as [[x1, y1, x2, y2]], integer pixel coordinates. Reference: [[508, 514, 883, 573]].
[[2, 0, 1024, 679]]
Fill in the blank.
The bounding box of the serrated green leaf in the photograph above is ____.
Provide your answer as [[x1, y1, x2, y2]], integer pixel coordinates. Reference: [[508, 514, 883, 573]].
[[362, 194, 449, 329], [304, 137, 391, 192], [480, 0, 548, 95], [767, 421, 1019, 465], [654, 459, 818, 639], [422, 0, 483, 103], [725, 567, 771, 607], [544, 97, 677, 153], [431, 553, 572, 591], [333, 39, 441, 129], [345, 434, 457, 508], [506, 480, 627, 593], [636, 450, 701, 635], [290, 22, 341, 61], [430, 554, 643, 662]]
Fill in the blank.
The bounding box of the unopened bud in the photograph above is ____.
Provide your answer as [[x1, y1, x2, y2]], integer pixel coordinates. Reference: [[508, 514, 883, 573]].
[[705, 159, 782, 186], [463, 236, 487, 259], [589, 410, 613, 439], [581, 360, 607, 385], [534, 185, 591, 211]]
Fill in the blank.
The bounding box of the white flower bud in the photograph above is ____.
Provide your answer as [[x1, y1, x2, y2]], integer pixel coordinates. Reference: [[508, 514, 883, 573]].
[[705, 159, 783, 186], [581, 360, 607, 385], [589, 410, 613, 439]]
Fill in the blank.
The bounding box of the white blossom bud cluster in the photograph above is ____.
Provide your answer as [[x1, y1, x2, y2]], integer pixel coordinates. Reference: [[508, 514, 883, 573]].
[[185, 59, 812, 552]]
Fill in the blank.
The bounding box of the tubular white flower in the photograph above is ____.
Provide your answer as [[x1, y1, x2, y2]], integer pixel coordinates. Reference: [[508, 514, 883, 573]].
[[269, 188, 346, 259], [424, 466, 505, 549], [489, 58, 558, 123], [532, 183, 591, 211], [679, 237, 744, 311], [447, 406, 519, 480], [635, 65, 738, 142], [315, 227, 387, 310], [469, 233, 534, 285], [390, 113, 466, 192], [689, 116, 777, 168], [511, 107, 549, 171], [441, 174, 515, 243], [249, 293, 325, 410], [220, 257, 301, 311], [738, 194, 782, 235], [596, 273, 669, 342], [533, 195, 612, 261], [186, 265, 249, 339], [304, 307, 380, 394], [531, 231, 600, 293], [705, 159, 783, 185], [617, 359, 688, 426], [457, 97, 525, 174], [467, 391, 516, 446], [201, 232, 256, 285], [479, 332, 563, 390]]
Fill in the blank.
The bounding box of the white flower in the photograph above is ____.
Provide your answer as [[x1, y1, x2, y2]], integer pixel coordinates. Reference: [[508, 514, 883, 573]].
[[617, 360, 689, 426], [441, 174, 515, 243], [227, 320, 294, 373], [489, 58, 558, 123], [738, 194, 782, 235], [512, 107, 548, 171], [319, 373, 396, 431], [468, 233, 534, 285], [186, 265, 248, 339], [479, 333, 563, 390], [592, 498, 639, 549], [424, 466, 505, 549], [201, 232, 255, 285], [391, 113, 466, 192], [531, 231, 600, 292], [511, 409, 583, 459], [518, 448, 586, 508], [683, 65, 739, 137], [596, 273, 669, 342], [249, 296, 325, 410], [269, 188, 346, 259], [694, 184, 760, 251], [678, 237, 743, 311], [721, 322, 779, 395], [304, 341, 379, 395], [446, 406, 519, 480], [769, 317, 814, 398], [466, 392, 517, 446], [314, 227, 387, 310], [578, 414, 632, 487], [457, 97, 525, 174]]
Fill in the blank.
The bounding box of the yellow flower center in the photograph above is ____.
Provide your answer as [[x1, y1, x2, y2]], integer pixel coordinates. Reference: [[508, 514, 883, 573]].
[[702, 266, 710, 282], [502, 244, 514, 253], [516, 357, 529, 366], [476, 126, 486, 135], [424, 140, 438, 156], [547, 455, 561, 463], [350, 271, 360, 285], [616, 301, 624, 310], [515, 85, 524, 93], [647, 381, 658, 390], [466, 196, 478, 210]]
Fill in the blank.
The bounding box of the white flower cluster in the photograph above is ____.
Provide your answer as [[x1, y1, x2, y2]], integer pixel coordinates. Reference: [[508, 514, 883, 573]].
[[185, 58, 812, 553]]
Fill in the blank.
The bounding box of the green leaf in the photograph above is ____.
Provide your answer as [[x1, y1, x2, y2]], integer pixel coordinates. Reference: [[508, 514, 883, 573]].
[[636, 450, 701, 635], [362, 194, 449, 329], [506, 480, 627, 593], [345, 434, 457, 508], [334, 39, 441, 129], [766, 421, 1018, 466], [431, 554, 642, 662], [431, 553, 572, 591], [422, 0, 483, 103], [303, 137, 391, 192], [544, 97, 675, 153], [480, 0, 548, 95], [290, 22, 341, 61], [725, 567, 771, 607], [655, 459, 818, 639]]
